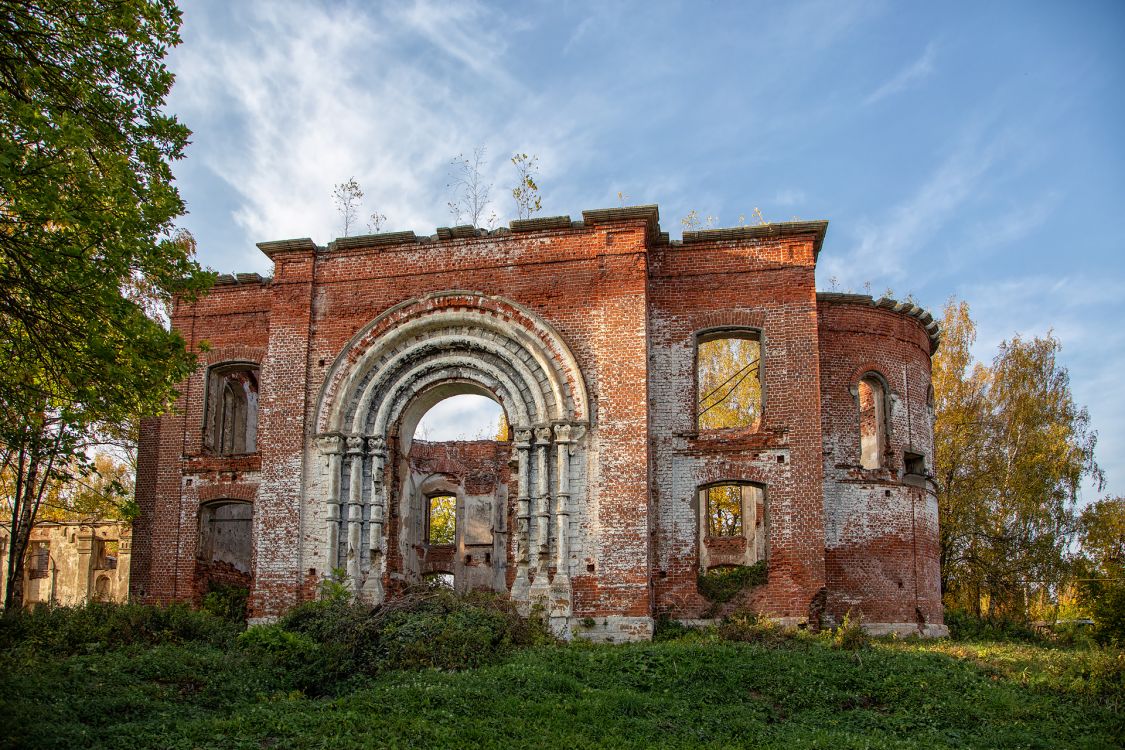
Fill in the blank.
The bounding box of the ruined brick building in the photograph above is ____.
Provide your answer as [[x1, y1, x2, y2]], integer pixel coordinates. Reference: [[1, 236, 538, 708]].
[[132, 206, 946, 639], [2, 521, 131, 607]]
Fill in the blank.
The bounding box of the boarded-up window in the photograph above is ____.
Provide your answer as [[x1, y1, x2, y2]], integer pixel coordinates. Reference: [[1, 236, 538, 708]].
[[27, 541, 49, 579], [427, 495, 456, 545], [858, 375, 887, 469], [697, 332, 762, 430], [204, 364, 259, 455], [198, 501, 253, 573]]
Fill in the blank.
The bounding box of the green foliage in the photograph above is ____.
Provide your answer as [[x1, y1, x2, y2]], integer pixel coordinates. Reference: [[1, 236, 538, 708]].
[[944, 608, 1048, 644], [3, 631, 1121, 748], [317, 566, 353, 602], [934, 299, 1102, 618], [0, 0, 212, 415], [651, 614, 694, 642], [832, 611, 869, 651], [200, 583, 249, 623], [697, 560, 767, 603], [511, 152, 542, 220], [0, 0, 212, 609], [718, 609, 797, 646], [0, 602, 240, 656], [427, 495, 456, 545], [1075, 497, 1125, 644], [254, 588, 556, 694]]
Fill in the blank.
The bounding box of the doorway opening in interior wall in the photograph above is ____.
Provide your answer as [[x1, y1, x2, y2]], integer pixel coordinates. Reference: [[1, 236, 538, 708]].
[[403, 388, 512, 596]]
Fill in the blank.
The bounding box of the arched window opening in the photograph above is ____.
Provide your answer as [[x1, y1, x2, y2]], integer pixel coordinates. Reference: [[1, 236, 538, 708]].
[[400, 385, 511, 595], [27, 541, 49, 579], [698, 482, 766, 571], [697, 331, 762, 431], [198, 501, 253, 574], [858, 375, 888, 469], [427, 494, 457, 546], [204, 364, 259, 455]]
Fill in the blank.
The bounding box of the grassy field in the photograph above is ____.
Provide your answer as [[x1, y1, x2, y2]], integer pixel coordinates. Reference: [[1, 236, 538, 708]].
[[0, 604, 1121, 749]]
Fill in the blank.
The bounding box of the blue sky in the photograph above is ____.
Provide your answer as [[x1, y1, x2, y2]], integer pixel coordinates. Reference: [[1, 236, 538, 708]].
[[167, 0, 1125, 499]]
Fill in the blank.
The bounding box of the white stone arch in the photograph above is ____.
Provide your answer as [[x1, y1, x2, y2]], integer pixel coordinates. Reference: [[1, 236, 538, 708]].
[[350, 334, 551, 434], [310, 292, 588, 618], [315, 291, 589, 434]]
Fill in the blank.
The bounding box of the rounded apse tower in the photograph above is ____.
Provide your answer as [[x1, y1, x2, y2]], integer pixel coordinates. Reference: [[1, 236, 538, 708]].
[[817, 293, 946, 636]]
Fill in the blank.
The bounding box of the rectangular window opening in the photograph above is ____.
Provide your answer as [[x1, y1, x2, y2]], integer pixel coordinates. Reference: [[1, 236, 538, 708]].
[[697, 333, 762, 430], [427, 494, 456, 546], [706, 485, 744, 538]]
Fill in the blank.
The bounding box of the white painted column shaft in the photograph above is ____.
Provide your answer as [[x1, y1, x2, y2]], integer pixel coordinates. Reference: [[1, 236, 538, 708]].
[[318, 436, 344, 570], [346, 436, 365, 584], [512, 428, 532, 602]]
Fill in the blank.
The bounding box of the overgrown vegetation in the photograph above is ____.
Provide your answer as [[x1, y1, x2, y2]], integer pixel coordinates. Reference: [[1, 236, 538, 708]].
[[1, 599, 1120, 749], [696, 560, 768, 603], [239, 588, 555, 695], [200, 583, 249, 623]]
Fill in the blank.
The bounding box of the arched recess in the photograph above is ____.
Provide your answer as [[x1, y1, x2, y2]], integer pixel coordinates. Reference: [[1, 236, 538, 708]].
[[311, 292, 589, 617]]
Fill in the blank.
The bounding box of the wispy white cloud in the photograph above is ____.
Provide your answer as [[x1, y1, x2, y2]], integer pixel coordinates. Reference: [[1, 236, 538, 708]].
[[415, 394, 502, 440], [167, 0, 593, 272], [819, 131, 1003, 288], [864, 42, 937, 105], [773, 188, 806, 207]]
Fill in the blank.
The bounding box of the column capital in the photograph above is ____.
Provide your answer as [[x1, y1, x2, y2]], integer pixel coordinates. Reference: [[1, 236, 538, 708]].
[[346, 434, 366, 455], [316, 434, 344, 456], [533, 426, 552, 444], [366, 435, 386, 457]]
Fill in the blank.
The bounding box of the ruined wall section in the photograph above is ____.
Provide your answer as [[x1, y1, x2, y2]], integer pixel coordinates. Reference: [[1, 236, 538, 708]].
[[648, 224, 828, 622], [298, 211, 653, 635], [404, 439, 511, 593], [2, 522, 130, 605], [131, 276, 270, 605], [817, 294, 945, 635]]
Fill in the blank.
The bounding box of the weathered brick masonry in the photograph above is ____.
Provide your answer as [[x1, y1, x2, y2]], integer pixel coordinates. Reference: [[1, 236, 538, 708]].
[[132, 206, 945, 638]]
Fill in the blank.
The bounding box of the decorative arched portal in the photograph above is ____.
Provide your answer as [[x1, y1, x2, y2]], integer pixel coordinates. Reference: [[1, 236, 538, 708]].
[[312, 292, 589, 617]]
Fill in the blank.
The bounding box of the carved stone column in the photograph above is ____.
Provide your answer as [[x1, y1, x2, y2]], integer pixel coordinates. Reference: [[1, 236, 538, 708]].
[[530, 426, 552, 602], [316, 435, 344, 570], [366, 435, 387, 602], [346, 435, 366, 585], [511, 428, 532, 606], [550, 423, 575, 617]]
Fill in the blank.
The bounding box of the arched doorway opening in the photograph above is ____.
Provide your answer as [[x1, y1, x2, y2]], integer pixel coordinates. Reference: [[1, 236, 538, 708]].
[[399, 391, 511, 594], [312, 292, 590, 619]]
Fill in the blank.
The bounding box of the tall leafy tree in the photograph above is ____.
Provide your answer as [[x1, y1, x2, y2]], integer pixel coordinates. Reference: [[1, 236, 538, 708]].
[[0, 0, 211, 608], [1075, 497, 1125, 643], [933, 299, 1101, 618]]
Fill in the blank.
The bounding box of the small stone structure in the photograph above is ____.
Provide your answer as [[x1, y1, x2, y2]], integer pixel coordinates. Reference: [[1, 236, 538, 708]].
[[1, 521, 131, 606], [132, 206, 946, 638]]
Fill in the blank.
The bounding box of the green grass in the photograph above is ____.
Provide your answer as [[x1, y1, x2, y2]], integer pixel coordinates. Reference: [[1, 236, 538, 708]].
[[1, 628, 1121, 749]]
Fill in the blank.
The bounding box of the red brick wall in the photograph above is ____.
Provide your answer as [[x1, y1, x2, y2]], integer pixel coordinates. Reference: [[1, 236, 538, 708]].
[[818, 296, 943, 630], [130, 280, 271, 605], [648, 232, 827, 621], [132, 212, 943, 633]]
